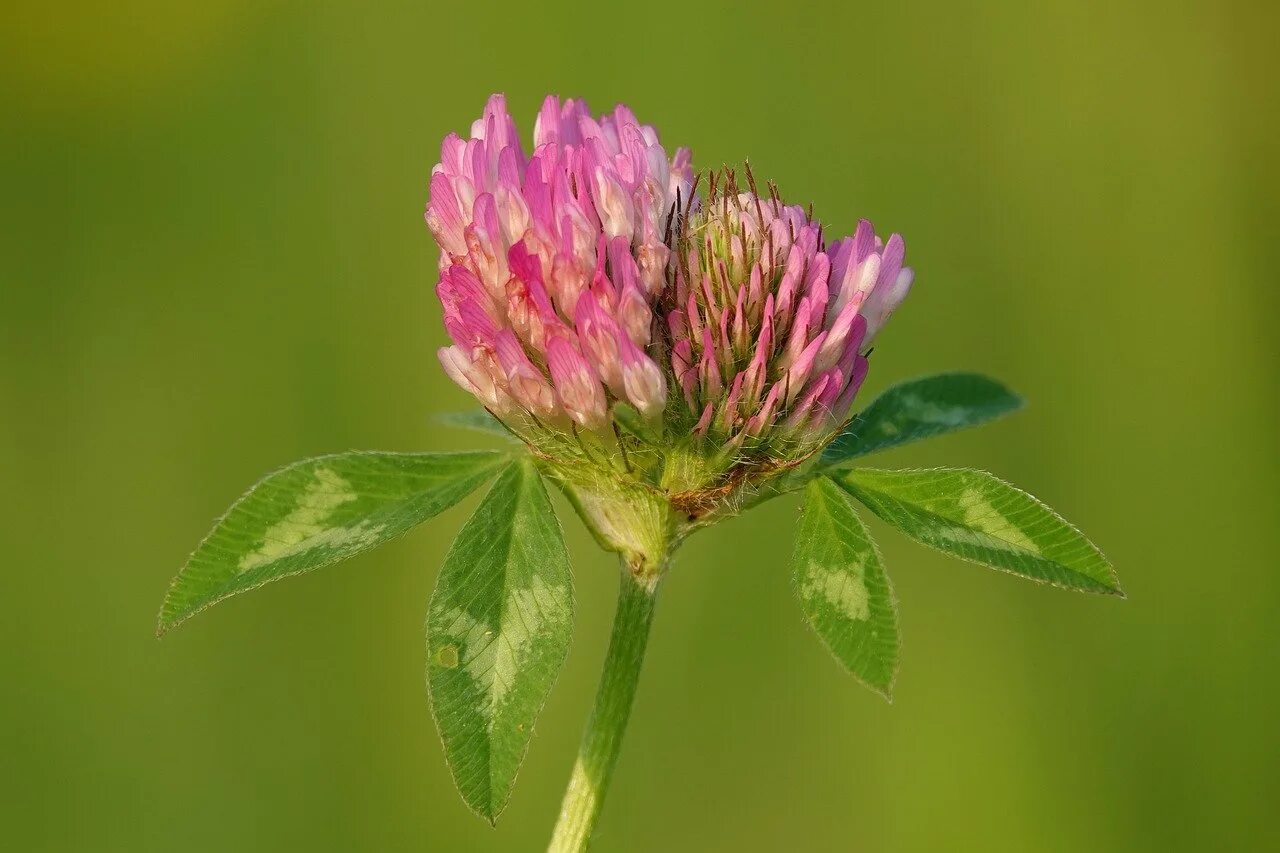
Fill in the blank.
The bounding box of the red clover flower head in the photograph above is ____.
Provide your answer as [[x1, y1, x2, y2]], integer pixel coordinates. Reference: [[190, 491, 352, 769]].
[[426, 94, 911, 508]]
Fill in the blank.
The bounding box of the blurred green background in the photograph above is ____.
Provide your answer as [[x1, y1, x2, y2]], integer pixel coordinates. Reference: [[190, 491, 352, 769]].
[[3, 1, 1277, 850]]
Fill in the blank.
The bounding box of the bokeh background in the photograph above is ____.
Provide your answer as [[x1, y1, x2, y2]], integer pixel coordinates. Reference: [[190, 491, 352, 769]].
[[3, 1, 1278, 850]]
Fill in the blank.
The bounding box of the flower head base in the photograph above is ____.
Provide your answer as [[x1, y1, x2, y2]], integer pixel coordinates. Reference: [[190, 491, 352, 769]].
[[427, 95, 911, 555]]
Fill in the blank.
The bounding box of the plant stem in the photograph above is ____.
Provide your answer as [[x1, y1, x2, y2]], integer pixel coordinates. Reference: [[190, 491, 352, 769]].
[[547, 562, 662, 852]]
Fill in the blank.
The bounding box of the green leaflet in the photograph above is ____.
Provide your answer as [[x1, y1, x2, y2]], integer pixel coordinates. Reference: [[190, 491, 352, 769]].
[[611, 403, 664, 444], [434, 410, 517, 440], [793, 477, 899, 699], [157, 450, 507, 634], [822, 372, 1023, 464], [426, 459, 574, 824], [838, 468, 1122, 595]]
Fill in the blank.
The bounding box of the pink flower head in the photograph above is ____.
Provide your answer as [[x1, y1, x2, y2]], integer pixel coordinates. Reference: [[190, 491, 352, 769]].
[[426, 94, 691, 427], [664, 168, 910, 444], [426, 100, 912, 463]]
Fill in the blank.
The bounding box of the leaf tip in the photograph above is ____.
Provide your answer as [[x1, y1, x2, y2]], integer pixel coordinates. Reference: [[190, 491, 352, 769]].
[[155, 585, 198, 637], [1087, 562, 1125, 598], [464, 794, 503, 827], [155, 615, 189, 638], [1103, 563, 1126, 599], [865, 658, 900, 703], [154, 603, 180, 638]]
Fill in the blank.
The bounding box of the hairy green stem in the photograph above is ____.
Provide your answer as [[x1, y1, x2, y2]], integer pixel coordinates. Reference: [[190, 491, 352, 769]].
[[547, 562, 662, 852]]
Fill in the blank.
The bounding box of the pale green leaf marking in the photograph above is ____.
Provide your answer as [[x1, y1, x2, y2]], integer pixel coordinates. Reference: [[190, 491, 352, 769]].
[[793, 477, 899, 698], [838, 468, 1122, 595], [426, 459, 574, 824], [237, 466, 365, 571], [823, 372, 1023, 464], [158, 450, 507, 634]]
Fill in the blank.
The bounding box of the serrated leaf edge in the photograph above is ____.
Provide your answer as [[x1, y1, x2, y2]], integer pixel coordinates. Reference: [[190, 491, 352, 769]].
[[823, 371, 1026, 466], [793, 477, 901, 701], [835, 466, 1124, 597], [424, 458, 574, 825], [156, 449, 510, 636]]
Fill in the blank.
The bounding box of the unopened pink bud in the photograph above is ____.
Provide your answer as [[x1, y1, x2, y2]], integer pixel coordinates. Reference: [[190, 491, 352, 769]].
[[439, 345, 513, 415], [574, 291, 625, 393], [494, 330, 557, 418], [546, 335, 607, 429], [661, 176, 911, 444], [619, 337, 666, 419]]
